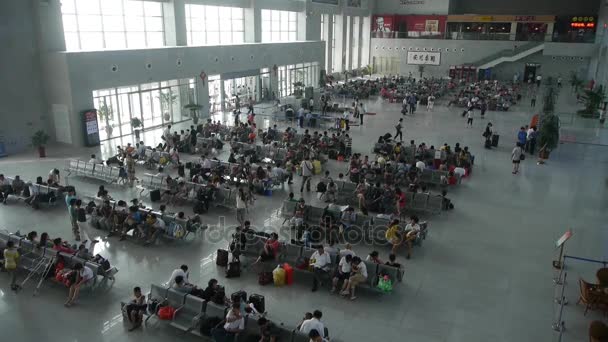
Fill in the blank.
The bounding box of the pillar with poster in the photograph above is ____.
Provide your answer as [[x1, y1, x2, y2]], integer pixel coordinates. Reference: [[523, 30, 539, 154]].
[[82, 109, 101, 147]]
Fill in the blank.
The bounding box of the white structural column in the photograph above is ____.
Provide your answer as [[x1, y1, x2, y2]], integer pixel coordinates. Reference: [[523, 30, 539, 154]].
[[246, 5, 258, 43], [334, 14, 344, 72], [327, 14, 334, 73], [509, 21, 517, 41], [356, 16, 364, 69]]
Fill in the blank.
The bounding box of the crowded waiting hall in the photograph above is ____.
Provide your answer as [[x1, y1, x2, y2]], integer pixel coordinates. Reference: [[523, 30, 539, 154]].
[[0, 0, 607, 341]]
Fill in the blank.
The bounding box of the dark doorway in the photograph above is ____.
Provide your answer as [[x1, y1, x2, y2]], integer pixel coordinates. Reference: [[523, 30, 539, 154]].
[[524, 63, 540, 83]]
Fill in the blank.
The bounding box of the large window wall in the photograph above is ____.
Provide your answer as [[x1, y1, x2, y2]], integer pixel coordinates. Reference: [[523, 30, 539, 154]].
[[277, 62, 319, 98], [93, 79, 195, 141], [61, 0, 165, 51], [185, 5, 244, 45], [261, 10, 298, 42]]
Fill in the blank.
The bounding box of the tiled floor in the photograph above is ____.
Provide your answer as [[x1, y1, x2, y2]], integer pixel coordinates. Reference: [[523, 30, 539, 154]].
[[0, 87, 606, 342]]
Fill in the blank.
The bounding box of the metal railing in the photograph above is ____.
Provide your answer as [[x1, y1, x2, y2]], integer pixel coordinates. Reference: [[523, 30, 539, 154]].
[[372, 31, 597, 43]]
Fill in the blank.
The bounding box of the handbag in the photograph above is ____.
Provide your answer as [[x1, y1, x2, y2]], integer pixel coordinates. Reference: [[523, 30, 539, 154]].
[[520, 153, 526, 161]]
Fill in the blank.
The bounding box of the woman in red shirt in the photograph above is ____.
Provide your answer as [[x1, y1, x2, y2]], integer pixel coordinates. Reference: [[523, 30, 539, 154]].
[[253, 233, 280, 264], [395, 188, 406, 217]]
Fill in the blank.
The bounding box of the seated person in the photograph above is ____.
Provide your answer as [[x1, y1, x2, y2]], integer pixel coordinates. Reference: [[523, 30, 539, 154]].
[[143, 213, 166, 245], [366, 250, 383, 264], [340, 207, 356, 232], [310, 246, 332, 292], [385, 254, 402, 268], [125, 286, 146, 331], [253, 233, 280, 264], [290, 199, 306, 228], [332, 254, 352, 293], [211, 302, 245, 341], [257, 317, 281, 342], [97, 185, 110, 200], [65, 262, 95, 307], [172, 275, 193, 294], [119, 206, 143, 241], [11, 175, 25, 197], [0, 174, 12, 204], [340, 256, 367, 301], [403, 216, 422, 259]]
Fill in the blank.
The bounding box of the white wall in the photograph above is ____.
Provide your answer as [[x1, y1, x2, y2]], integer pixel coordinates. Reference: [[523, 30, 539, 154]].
[[371, 38, 595, 79], [45, 41, 325, 146], [0, 0, 48, 154], [374, 0, 450, 15]]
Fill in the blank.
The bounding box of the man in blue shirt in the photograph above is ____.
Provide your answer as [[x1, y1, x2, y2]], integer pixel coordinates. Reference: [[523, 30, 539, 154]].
[[517, 127, 527, 147]]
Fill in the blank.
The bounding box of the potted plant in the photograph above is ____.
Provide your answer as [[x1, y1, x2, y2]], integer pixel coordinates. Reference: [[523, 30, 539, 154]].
[[131, 117, 143, 141], [362, 64, 373, 78], [32, 130, 50, 158], [538, 87, 559, 161], [97, 103, 114, 138], [158, 91, 178, 125], [184, 103, 203, 125], [578, 87, 606, 118]]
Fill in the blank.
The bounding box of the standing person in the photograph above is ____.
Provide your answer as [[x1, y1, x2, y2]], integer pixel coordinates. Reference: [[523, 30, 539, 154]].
[[512, 142, 523, 174], [466, 108, 474, 127], [536, 74, 542, 88], [480, 101, 487, 119], [68, 198, 81, 241], [527, 126, 537, 155], [4, 241, 20, 291], [530, 94, 536, 107], [126, 154, 136, 187], [359, 102, 365, 125], [300, 157, 313, 193], [297, 107, 305, 128], [557, 76, 562, 88], [236, 187, 248, 227], [517, 127, 527, 147], [235, 95, 241, 111], [483, 123, 493, 148], [309, 97, 314, 111], [427, 95, 435, 111], [395, 118, 404, 142]]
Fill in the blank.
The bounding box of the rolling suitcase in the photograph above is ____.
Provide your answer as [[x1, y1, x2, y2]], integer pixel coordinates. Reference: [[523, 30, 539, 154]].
[[491, 134, 499, 147], [150, 189, 161, 202], [248, 294, 265, 314], [216, 249, 229, 267], [225, 261, 241, 278]]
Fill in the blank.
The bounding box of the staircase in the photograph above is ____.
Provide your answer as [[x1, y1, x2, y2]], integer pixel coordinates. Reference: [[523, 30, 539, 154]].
[[474, 42, 545, 69]]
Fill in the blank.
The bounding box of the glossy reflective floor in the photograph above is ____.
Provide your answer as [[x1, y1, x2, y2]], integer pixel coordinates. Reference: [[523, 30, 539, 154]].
[[0, 87, 606, 342]]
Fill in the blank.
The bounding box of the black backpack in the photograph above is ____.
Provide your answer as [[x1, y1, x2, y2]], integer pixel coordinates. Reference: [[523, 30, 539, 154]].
[[316, 181, 327, 193], [226, 261, 241, 278]]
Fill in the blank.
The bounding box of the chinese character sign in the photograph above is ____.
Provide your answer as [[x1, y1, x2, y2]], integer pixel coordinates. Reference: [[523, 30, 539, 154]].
[[407, 51, 441, 66]]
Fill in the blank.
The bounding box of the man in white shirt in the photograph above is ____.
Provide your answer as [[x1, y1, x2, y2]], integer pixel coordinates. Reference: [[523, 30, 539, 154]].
[[144, 214, 166, 245], [415, 159, 426, 171], [404, 216, 422, 259], [310, 246, 331, 292], [536, 74, 542, 87], [163, 125, 172, 141], [332, 254, 353, 293], [212, 303, 244, 341], [137, 142, 146, 159], [300, 157, 313, 193], [339, 243, 356, 258], [166, 265, 189, 287], [309, 97, 314, 111], [299, 310, 325, 338]]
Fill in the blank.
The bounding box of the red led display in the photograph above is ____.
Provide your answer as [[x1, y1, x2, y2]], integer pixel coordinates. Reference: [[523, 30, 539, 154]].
[[570, 22, 595, 28]]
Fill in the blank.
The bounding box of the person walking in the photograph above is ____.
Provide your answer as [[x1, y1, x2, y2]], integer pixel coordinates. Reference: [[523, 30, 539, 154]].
[[126, 154, 136, 187], [466, 108, 474, 127], [480, 101, 487, 119], [236, 187, 248, 227], [395, 118, 404, 142], [527, 126, 537, 155], [300, 157, 314, 193], [4, 241, 20, 291], [530, 94, 536, 108], [359, 102, 365, 125], [512, 142, 523, 174], [68, 198, 81, 241]]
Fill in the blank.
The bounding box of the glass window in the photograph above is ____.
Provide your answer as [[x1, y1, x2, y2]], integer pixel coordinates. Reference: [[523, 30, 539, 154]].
[[261, 10, 298, 42], [185, 4, 244, 46], [60, 0, 165, 51]]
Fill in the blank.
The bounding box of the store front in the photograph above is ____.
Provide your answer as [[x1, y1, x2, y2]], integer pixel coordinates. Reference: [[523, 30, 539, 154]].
[[553, 16, 597, 43], [446, 15, 556, 42]]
